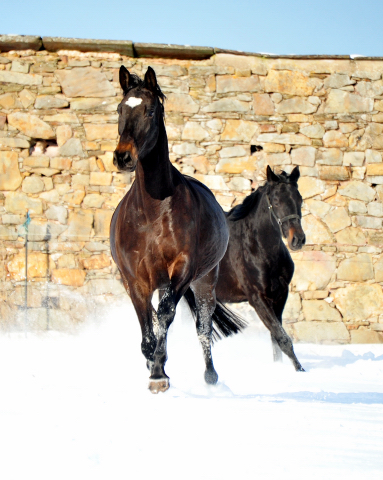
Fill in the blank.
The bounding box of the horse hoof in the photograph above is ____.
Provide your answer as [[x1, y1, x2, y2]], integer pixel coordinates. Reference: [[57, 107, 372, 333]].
[[148, 378, 170, 394], [297, 366, 305, 372], [204, 369, 218, 385]]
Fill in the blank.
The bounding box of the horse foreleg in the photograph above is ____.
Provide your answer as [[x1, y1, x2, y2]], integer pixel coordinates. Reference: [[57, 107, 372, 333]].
[[248, 292, 305, 372], [191, 268, 219, 385], [149, 285, 177, 394], [128, 281, 157, 373], [271, 285, 289, 363]]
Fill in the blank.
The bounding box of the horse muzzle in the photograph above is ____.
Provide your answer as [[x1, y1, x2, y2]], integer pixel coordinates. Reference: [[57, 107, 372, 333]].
[[287, 226, 306, 251], [113, 150, 137, 172]]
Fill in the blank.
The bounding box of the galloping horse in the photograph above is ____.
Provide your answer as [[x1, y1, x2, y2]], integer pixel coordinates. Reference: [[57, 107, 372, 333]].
[[216, 166, 306, 371], [185, 166, 306, 371], [110, 66, 236, 393]]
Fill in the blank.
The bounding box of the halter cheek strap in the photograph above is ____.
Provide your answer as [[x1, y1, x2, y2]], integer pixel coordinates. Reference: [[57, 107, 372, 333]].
[[265, 194, 301, 237]]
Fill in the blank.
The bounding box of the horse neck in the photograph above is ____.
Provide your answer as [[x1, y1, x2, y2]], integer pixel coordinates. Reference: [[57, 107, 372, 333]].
[[135, 117, 176, 200]]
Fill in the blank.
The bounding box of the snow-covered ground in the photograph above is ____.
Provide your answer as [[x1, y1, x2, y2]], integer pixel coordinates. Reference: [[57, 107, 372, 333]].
[[0, 301, 382, 480]]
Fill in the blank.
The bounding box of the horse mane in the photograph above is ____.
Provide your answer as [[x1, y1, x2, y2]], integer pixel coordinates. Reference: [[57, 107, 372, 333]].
[[126, 72, 166, 106], [227, 169, 296, 221]]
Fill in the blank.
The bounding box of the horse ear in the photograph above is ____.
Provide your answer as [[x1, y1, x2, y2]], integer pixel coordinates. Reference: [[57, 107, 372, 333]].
[[144, 66, 158, 93], [289, 165, 300, 183], [119, 65, 133, 94], [266, 165, 279, 183]]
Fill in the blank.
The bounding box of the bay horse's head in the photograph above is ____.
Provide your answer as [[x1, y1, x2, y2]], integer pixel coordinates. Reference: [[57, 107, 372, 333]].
[[266, 165, 306, 251], [113, 66, 165, 172]]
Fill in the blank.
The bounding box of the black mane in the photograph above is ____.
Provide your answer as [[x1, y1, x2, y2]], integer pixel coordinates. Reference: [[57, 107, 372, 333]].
[[227, 170, 297, 221]]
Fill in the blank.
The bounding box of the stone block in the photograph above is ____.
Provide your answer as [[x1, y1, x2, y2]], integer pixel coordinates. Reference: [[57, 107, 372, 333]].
[[216, 75, 261, 93], [323, 207, 351, 233], [323, 130, 348, 148], [0, 151, 22, 191], [70, 97, 120, 112], [343, 152, 364, 166], [298, 176, 325, 199], [72, 174, 90, 186], [301, 215, 334, 244], [335, 227, 366, 245], [366, 164, 383, 176], [283, 292, 301, 322], [5, 192, 43, 214], [202, 98, 249, 113], [81, 253, 110, 270], [50, 157, 72, 170], [0, 137, 31, 148], [291, 250, 336, 291], [216, 156, 257, 174], [8, 252, 51, 281], [366, 149, 382, 164], [184, 156, 210, 174], [264, 70, 316, 96], [45, 205, 67, 224], [350, 329, 383, 344], [256, 133, 311, 146], [90, 172, 112, 186], [302, 300, 342, 322], [348, 200, 367, 215], [0, 226, 18, 241], [0, 92, 22, 109], [299, 124, 325, 139], [82, 194, 105, 208], [333, 284, 383, 322], [367, 202, 383, 217], [22, 176, 45, 194], [0, 70, 42, 85], [86, 278, 126, 296], [338, 181, 375, 202], [94, 210, 114, 238], [374, 254, 383, 282], [61, 210, 93, 241], [252, 94, 274, 115], [63, 190, 86, 206], [323, 74, 354, 89], [324, 89, 374, 113], [84, 124, 118, 141], [56, 125, 72, 147], [219, 146, 249, 158], [166, 93, 199, 113], [292, 321, 349, 343], [228, 177, 251, 192], [337, 253, 374, 281], [51, 269, 86, 287], [276, 98, 318, 114], [316, 148, 343, 166], [318, 166, 350, 181], [265, 153, 291, 166], [7, 113, 55, 139], [305, 199, 331, 218], [34, 95, 69, 109], [55, 67, 115, 97], [193, 174, 229, 191], [181, 122, 209, 142], [221, 120, 258, 142], [355, 216, 382, 229]]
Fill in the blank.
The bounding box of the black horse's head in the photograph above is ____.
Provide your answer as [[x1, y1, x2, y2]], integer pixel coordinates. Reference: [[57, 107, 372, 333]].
[[113, 66, 165, 172], [266, 165, 306, 251]]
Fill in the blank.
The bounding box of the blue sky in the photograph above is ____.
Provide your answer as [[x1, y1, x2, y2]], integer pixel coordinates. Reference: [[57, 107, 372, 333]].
[[1, 0, 382, 56]]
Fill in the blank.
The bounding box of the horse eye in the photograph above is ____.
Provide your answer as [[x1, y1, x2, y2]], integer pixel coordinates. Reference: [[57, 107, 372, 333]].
[[147, 106, 155, 117]]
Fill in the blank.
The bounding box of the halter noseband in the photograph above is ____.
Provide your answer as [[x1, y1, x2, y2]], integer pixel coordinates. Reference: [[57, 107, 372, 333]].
[[265, 194, 300, 236]]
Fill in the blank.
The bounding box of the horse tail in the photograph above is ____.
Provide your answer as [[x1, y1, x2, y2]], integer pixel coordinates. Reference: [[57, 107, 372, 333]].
[[183, 288, 247, 342]]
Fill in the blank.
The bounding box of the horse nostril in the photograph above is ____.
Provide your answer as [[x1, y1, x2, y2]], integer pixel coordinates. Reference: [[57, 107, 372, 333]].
[[302, 234, 306, 245]]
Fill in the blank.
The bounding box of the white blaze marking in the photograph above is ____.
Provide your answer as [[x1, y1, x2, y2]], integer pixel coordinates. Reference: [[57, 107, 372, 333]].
[[126, 97, 143, 108]]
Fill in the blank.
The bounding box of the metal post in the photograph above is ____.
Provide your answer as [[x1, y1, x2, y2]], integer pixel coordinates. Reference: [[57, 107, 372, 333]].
[[22, 211, 31, 335]]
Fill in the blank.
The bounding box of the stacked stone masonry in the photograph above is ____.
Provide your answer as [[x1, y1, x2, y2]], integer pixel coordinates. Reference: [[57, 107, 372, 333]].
[[1, 38, 383, 343]]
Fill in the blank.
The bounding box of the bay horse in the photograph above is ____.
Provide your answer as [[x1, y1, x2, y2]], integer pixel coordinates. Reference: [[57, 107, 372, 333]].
[[185, 166, 306, 371], [110, 66, 243, 393]]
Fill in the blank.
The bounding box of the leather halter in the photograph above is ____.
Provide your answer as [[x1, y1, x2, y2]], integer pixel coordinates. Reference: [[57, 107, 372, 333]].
[[265, 194, 300, 237]]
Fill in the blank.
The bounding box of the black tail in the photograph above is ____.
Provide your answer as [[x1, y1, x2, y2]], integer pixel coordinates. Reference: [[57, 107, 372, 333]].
[[183, 288, 247, 342]]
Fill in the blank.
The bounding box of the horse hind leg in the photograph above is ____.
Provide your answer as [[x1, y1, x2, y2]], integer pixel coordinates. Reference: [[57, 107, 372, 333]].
[[191, 270, 219, 385], [149, 285, 177, 394], [249, 292, 304, 372]]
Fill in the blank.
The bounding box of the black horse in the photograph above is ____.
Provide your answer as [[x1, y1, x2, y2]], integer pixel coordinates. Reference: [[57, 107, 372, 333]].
[[215, 165, 305, 371], [185, 166, 305, 370], [110, 66, 243, 393]]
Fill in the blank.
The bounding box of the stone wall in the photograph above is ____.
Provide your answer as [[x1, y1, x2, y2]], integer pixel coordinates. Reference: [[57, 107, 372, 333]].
[[1, 36, 383, 343]]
